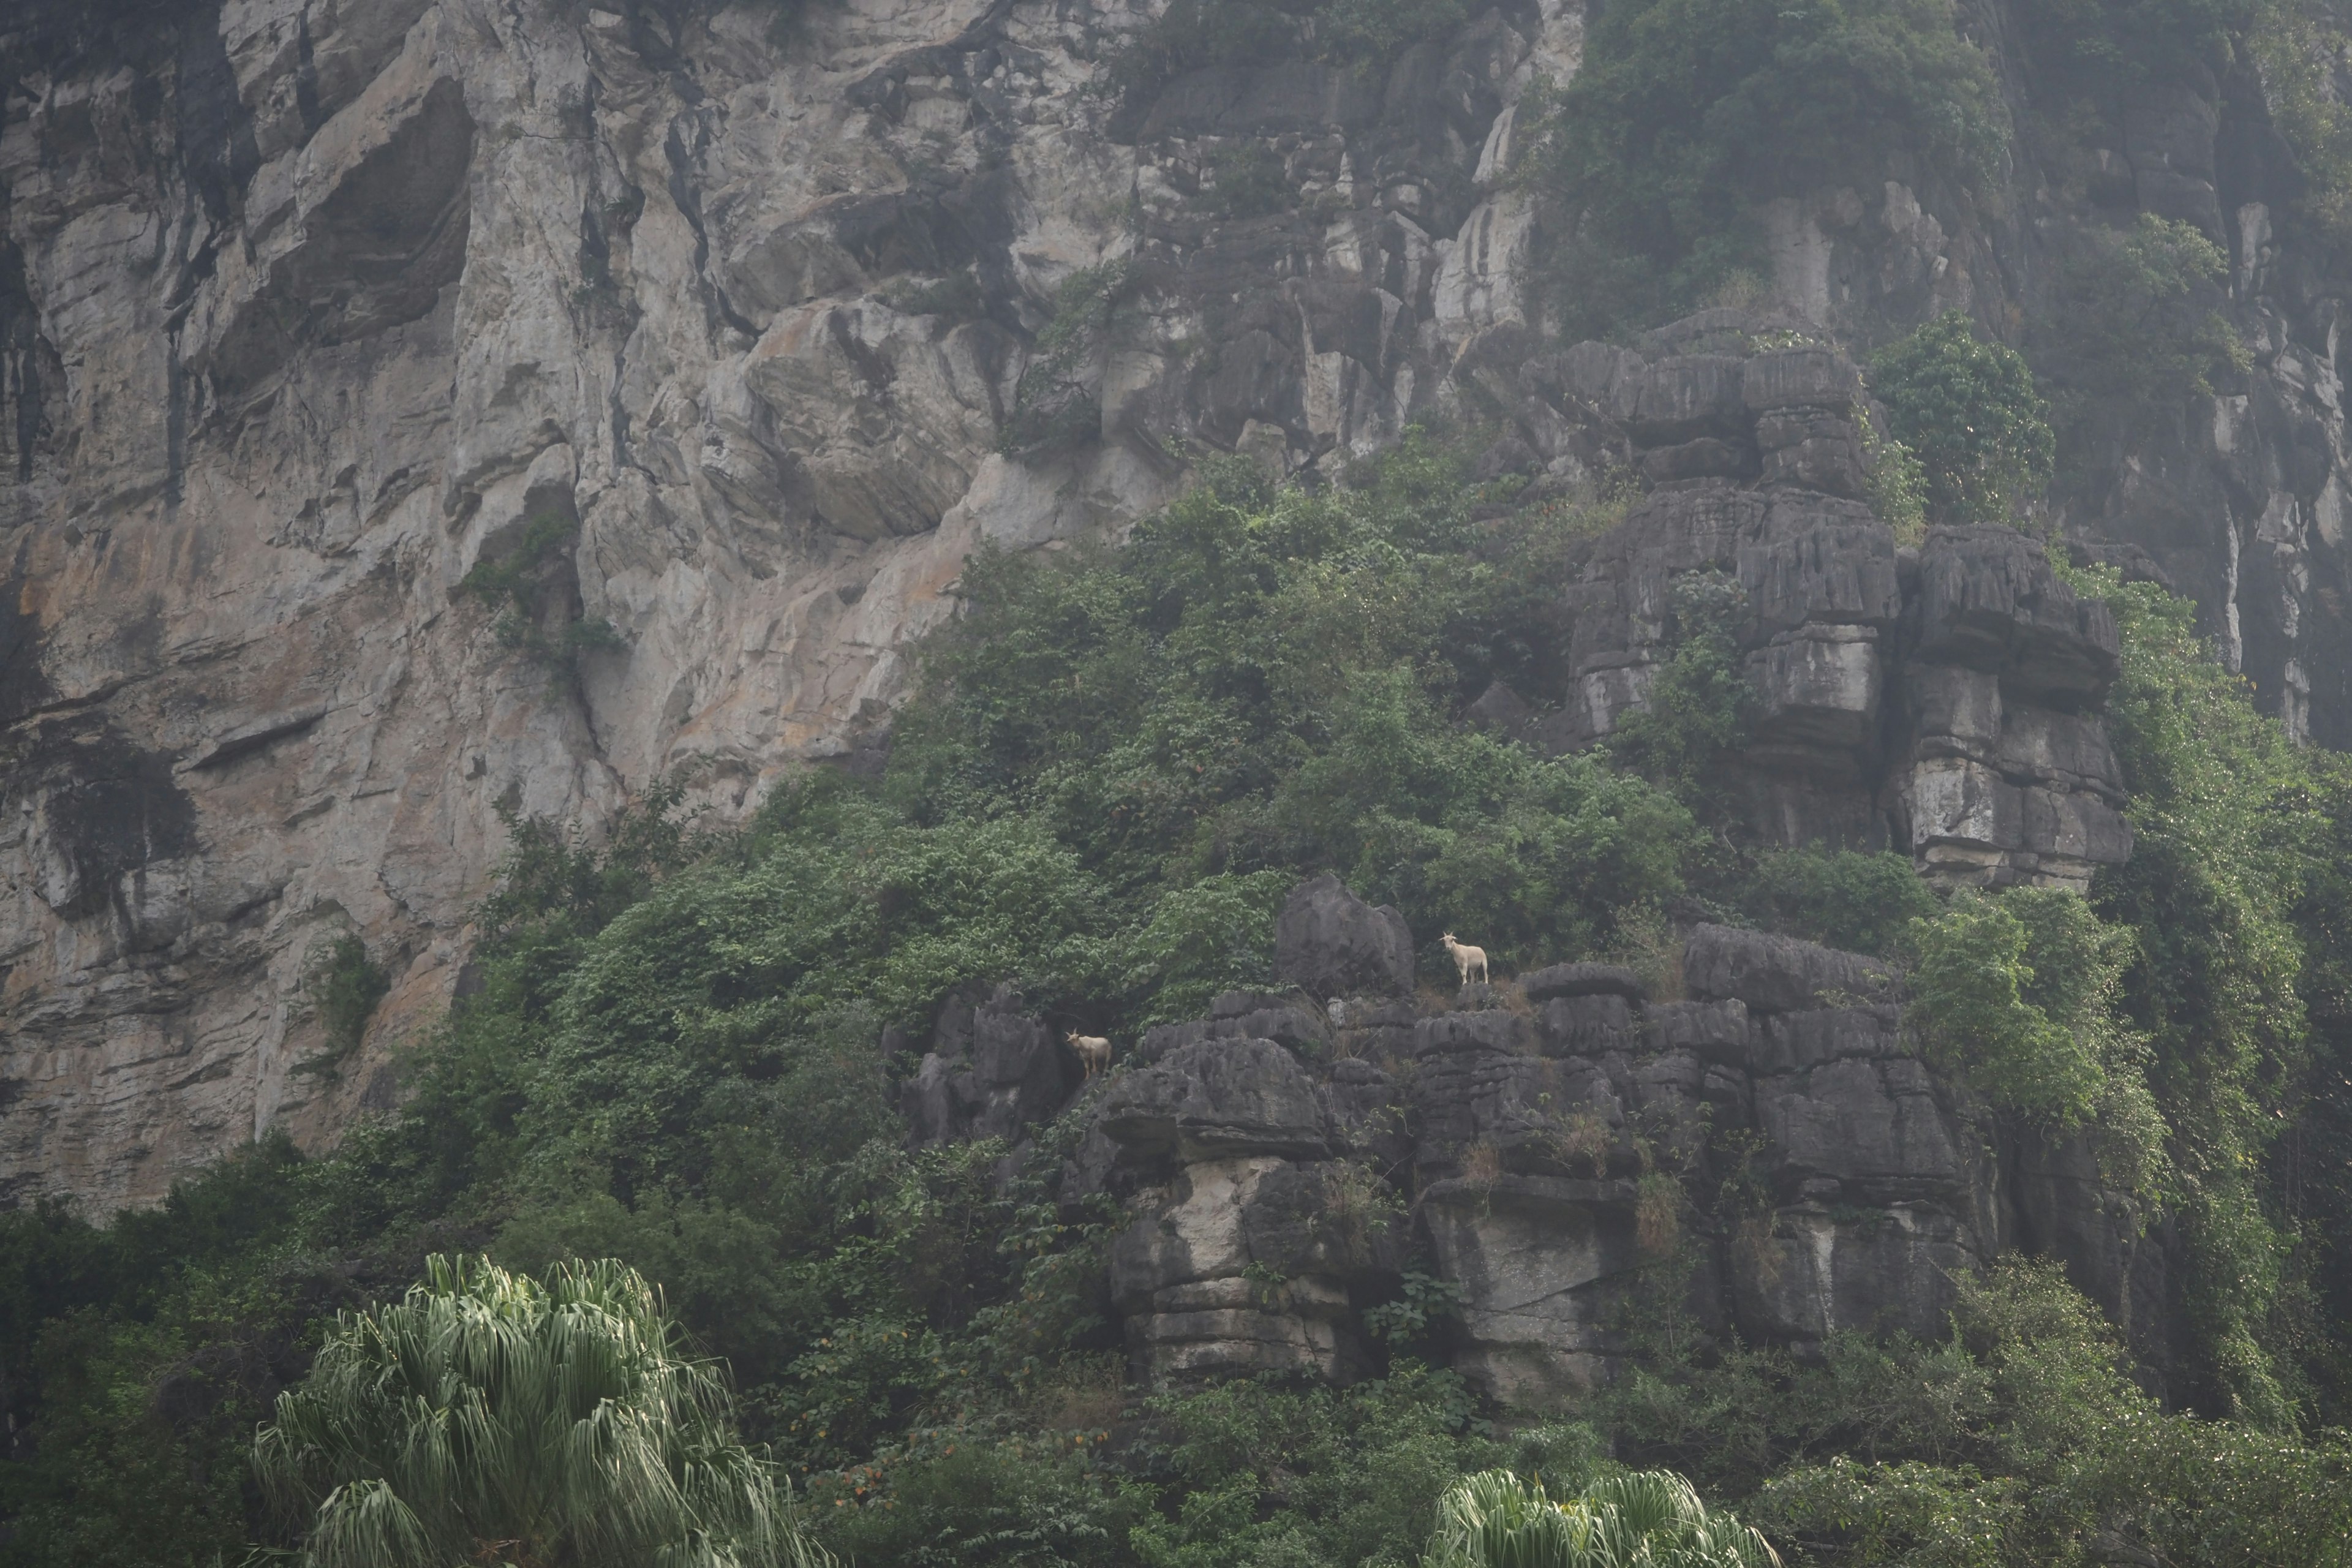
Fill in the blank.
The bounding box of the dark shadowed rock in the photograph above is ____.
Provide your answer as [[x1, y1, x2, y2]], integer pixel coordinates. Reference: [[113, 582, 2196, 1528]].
[[1536, 993, 1638, 1057], [1521, 962, 1645, 1001], [902, 984, 1071, 1148], [1645, 998, 1752, 1068], [1275, 873, 1415, 998]]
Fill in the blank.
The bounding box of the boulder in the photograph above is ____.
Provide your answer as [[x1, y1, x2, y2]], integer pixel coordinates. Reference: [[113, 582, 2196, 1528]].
[[1645, 998, 1752, 1068], [902, 984, 1070, 1147], [1732, 1203, 1982, 1346], [1752, 1057, 1978, 1204], [1418, 1174, 1650, 1403], [1275, 873, 1417, 998], [1095, 1038, 1330, 1163], [1912, 527, 2121, 701], [1682, 924, 1899, 1014]]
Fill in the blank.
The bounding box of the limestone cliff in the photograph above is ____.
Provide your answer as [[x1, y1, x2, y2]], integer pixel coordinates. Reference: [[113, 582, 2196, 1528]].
[[0, 0, 2344, 1212]]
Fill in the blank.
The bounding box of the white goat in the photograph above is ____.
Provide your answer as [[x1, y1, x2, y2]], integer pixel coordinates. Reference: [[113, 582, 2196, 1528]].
[[1067, 1031, 1112, 1080], [1441, 933, 1489, 987]]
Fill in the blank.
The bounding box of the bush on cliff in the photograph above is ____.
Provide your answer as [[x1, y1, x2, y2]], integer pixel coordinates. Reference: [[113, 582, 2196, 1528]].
[[1869, 315, 2055, 529], [1525, 0, 2005, 336]]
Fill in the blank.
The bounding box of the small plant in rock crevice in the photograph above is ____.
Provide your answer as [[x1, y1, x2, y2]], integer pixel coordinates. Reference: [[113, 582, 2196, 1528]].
[[294, 932, 390, 1081], [456, 510, 627, 680], [998, 261, 1133, 456]]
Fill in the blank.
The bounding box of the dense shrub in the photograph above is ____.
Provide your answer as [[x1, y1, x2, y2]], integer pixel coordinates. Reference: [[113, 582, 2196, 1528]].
[[1525, 0, 2005, 336], [2043, 216, 2247, 423], [1869, 314, 2055, 529], [1740, 850, 1942, 958]]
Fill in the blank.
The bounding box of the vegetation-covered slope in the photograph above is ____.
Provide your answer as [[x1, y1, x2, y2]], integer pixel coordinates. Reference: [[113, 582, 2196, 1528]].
[[4, 423, 2351, 1565], [10, 1, 2352, 1564]]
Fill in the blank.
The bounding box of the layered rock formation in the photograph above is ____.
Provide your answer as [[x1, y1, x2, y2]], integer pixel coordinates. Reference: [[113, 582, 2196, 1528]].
[[0, 0, 1581, 1208], [1471, 320, 2133, 888], [931, 876, 2148, 1403]]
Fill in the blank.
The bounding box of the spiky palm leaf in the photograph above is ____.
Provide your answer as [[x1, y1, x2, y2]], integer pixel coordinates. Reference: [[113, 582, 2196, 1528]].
[[1425, 1467, 1779, 1568], [253, 1255, 829, 1568]]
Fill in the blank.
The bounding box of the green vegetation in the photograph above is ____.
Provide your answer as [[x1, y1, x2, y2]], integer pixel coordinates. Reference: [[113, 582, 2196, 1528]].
[[2044, 216, 2247, 424], [1000, 262, 1131, 456], [2252, 1, 2352, 244], [253, 1255, 829, 1568], [1523, 0, 2005, 337], [456, 511, 628, 677], [4, 432, 2352, 1566], [298, 933, 389, 1080], [1906, 889, 2169, 1196], [1739, 851, 1940, 959], [1598, 1259, 2352, 1566], [1869, 315, 2055, 529], [1200, 145, 1294, 221], [1425, 1468, 1776, 1568]]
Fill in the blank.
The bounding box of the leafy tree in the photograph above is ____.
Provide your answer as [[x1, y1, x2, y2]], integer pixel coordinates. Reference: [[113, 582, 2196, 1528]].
[[2045, 216, 2247, 421], [1869, 315, 2055, 528], [252, 1255, 829, 1568]]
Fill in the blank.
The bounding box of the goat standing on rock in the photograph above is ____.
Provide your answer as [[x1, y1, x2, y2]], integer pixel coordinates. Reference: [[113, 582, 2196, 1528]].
[[1067, 1031, 1112, 1080], [1442, 933, 1488, 987]]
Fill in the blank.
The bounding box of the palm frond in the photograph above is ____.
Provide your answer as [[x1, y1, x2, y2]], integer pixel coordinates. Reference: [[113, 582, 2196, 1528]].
[[253, 1254, 832, 1568]]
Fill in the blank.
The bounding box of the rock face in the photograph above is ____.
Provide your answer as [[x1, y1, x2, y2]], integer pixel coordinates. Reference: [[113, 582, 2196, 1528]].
[[0, 0, 2342, 1213], [1476, 320, 2132, 889], [0, 0, 1588, 1210], [1070, 889, 2149, 1401], [900, 983, 1072, 1148], [1274, 873, 1416, 1000]]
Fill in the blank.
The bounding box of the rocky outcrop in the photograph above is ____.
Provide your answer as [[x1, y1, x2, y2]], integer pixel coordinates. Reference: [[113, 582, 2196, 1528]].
[[1095, 1035, 1400, 1382], [1074, 888, 2038, 1403], [1461, 320, 2135, 890], [900, 983, 1074, 1149], [1274, 873, 1416, 1000]]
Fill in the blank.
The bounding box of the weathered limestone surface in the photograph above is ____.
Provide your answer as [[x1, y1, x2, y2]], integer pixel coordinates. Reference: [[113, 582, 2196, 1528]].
[[1469, 320, 2134, 890], [1051, 889, 2160, 1403], [0, 0, 1585, 1207]]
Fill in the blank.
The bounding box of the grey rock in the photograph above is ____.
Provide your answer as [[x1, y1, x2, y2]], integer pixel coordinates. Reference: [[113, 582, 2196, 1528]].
[[1645, 999, 1753, 1068], [903, 985, 1071, 1147], [1732, 1203, 1982, 1346], [1095, 1038, 1330, 1163], [1275, 874, 1417, 998], [1753, 1057, 1978, 1203], [1683, 925, 1899, 1013], [1414, 1009, 1534, 1058], [1466, 679, 1534, 733], [1743, 347, 1861, 413], [1747, 631, 1882, 748], [1629, 355, 1749, 443], [1752, 1006, 1903, 1074], [1521, 962, 1645, 1001], [1419, 1174, 1649, 1402], [1536, 993, 1639, 1057], [1913, 527, 2122, 701]]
